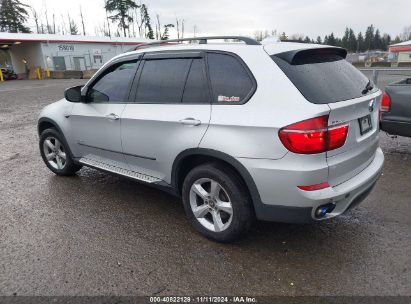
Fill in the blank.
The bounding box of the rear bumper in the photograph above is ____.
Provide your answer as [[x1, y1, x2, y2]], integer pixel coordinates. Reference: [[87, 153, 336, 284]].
[[240, 147, 384, 223]]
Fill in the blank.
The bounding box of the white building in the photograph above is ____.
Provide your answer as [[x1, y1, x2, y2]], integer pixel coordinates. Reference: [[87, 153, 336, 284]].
[[389, 40, 411, 64], [0, 33, 151, 77]]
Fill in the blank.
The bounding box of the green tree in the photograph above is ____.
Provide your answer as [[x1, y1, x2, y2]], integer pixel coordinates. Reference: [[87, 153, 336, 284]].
[[69, 20, 79, 35], [342, 27, 350, 49], [357, 32, 365, 52], [279, 32, 288, 41], [392, 35, 401, 44], [382, 33, 391, 50], [140, 4, 154, 39], [105, 0, 139, 37], [0, 0, 30, 33], [373, 29, 383, 50], [303, 36, 311, 43], [364, 24, 375, 50], [316, 36, 322, 44], [327, 32, 336, 46], [161, 24, 174, 40], [348, 28, 357, 53]]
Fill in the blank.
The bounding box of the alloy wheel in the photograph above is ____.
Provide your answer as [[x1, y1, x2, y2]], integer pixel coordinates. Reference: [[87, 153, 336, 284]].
[[43, 136, 67, 170], [189, 178, 233, 232]]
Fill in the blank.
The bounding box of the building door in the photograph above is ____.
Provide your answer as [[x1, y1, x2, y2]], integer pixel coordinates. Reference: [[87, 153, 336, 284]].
[[73, 57, 86, 70], [53, 57, 66, 71]]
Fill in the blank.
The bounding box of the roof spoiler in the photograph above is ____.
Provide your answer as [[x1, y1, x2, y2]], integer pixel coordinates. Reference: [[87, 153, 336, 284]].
[[275, 47, 348, 65]]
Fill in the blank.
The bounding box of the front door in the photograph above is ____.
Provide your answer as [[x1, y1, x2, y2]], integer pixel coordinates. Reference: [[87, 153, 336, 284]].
[[69, 59, 139, 168], [121, 52, 211, 182]]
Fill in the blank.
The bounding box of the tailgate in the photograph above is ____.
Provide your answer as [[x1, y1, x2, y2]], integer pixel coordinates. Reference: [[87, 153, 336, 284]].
[[326, 92, 382, 186]]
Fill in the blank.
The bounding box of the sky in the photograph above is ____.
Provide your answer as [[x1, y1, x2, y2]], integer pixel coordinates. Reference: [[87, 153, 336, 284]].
[[26, 0, 411, 39]]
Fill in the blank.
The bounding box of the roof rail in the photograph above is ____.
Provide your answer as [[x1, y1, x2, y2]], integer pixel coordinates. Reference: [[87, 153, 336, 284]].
[[132, 36, 261, 51]]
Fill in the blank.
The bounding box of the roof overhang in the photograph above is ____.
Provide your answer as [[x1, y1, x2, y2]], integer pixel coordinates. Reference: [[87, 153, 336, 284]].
[[389, 46, 411, 52], [0, 32, 151, 46]]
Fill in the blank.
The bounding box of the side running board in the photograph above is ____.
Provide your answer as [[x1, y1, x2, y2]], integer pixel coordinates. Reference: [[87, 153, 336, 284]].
[[79, 157, 161, 183]]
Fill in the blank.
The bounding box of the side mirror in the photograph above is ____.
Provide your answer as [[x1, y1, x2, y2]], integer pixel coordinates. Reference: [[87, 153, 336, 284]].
[[64, 85, 83, 103]]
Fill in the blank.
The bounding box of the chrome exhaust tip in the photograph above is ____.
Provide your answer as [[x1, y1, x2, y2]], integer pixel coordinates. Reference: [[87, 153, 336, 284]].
[[315, 203, 336, 218]]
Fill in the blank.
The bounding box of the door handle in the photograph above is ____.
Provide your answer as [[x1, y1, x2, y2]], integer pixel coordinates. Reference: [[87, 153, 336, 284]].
[[179, 118, 201, 126], [105, 113, 120, 121]]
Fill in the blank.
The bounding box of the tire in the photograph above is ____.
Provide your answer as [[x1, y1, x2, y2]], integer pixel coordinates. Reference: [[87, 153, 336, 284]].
[[39, 128, 82, 176], [182, 162, 254, 243]]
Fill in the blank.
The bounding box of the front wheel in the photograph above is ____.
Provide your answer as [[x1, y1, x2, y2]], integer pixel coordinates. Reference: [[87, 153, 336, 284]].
[[39, 128, 82, 176], [182, 163, 254, 243]]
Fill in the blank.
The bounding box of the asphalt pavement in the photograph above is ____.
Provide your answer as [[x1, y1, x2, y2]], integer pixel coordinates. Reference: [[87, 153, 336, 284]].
[[0, 80, 410, 296]]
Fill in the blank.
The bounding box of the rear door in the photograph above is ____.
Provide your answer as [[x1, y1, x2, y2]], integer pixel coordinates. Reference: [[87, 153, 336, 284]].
[[121, 51, 211, 181], [270, 47, 382, 186]]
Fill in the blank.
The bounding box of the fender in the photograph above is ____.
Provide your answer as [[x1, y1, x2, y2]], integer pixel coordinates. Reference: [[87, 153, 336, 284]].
[[37, 117, 77, 163], [171, 148, 263, 211]]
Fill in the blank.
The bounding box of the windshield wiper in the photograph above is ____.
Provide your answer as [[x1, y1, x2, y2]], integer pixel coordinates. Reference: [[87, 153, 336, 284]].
[[362, 80, 374, 95]]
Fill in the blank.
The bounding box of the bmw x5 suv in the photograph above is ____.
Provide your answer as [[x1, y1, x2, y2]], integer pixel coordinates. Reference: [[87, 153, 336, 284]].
[[38, 36, 384, 242]]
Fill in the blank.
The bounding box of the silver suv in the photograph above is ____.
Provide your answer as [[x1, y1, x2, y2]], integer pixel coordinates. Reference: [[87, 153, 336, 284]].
[[38, 36, 384, 242]]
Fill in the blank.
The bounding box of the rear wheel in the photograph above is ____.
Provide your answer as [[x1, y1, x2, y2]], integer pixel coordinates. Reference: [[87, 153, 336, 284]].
[[182, 163, 254, 242], [39, 128, 82, 176]]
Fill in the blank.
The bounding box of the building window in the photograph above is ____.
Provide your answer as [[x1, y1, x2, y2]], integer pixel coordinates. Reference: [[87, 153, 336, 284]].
[[94, 55, 102, 64]]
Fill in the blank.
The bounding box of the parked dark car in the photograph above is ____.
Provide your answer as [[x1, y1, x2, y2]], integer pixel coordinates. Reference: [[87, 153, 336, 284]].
[[0, 68, 18, 80], [380, 78, 411, 138]]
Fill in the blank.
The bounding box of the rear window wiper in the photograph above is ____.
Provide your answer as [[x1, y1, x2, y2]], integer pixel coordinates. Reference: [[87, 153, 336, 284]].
[[362, 80, 374, 95]]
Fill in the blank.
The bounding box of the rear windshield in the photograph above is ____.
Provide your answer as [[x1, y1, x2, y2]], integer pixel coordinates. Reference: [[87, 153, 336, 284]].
[[271, 51, 376, 104]]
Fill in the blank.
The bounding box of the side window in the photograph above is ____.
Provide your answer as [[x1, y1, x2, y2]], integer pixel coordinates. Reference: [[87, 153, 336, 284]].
[[135, 58, 191, 103], [182, 59, 209, 104], [207, 53, 254, 104], [87, 60, 138, 103]]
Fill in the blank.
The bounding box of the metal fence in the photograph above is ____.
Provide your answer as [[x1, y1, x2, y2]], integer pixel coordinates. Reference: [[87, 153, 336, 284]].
[[359, 68, 411, 90]]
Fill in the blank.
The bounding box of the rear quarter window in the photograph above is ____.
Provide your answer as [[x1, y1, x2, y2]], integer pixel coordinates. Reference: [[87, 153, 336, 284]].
[[207, 53, 255, 104], [271, 51, 375, 104]]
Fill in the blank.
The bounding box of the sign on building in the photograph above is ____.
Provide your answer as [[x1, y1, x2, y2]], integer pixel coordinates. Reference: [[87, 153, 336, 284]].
[[92, 49, 102, 63], [57, 44, 75, 52]]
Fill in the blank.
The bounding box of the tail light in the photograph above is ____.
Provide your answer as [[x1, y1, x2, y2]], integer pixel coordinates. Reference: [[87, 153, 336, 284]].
[[380, 92, 391, 112], [279, 115, 349, 154]]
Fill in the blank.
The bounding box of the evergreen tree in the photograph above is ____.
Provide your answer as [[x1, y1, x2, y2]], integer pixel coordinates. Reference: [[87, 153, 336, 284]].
[[348, 28, 357, 52], [327, 32, 336, 46], [382, 34, 391, 50], [69, 19, 79, 35], [105, 0, 139, 37], [364, 24, 375, 50], [160, 24, 174, 40], [392, 35, 401, 44], [316, 36, 322, 44], [141, 4, 154, 39], [373, 29, 383, 50], [279, 32, 288, 41], [342, 27, 350, 49], [323, 35, 329, 45], [357, 32, 365, 52], [0, 0, 30, 33], [303, 36, 311, 43]]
